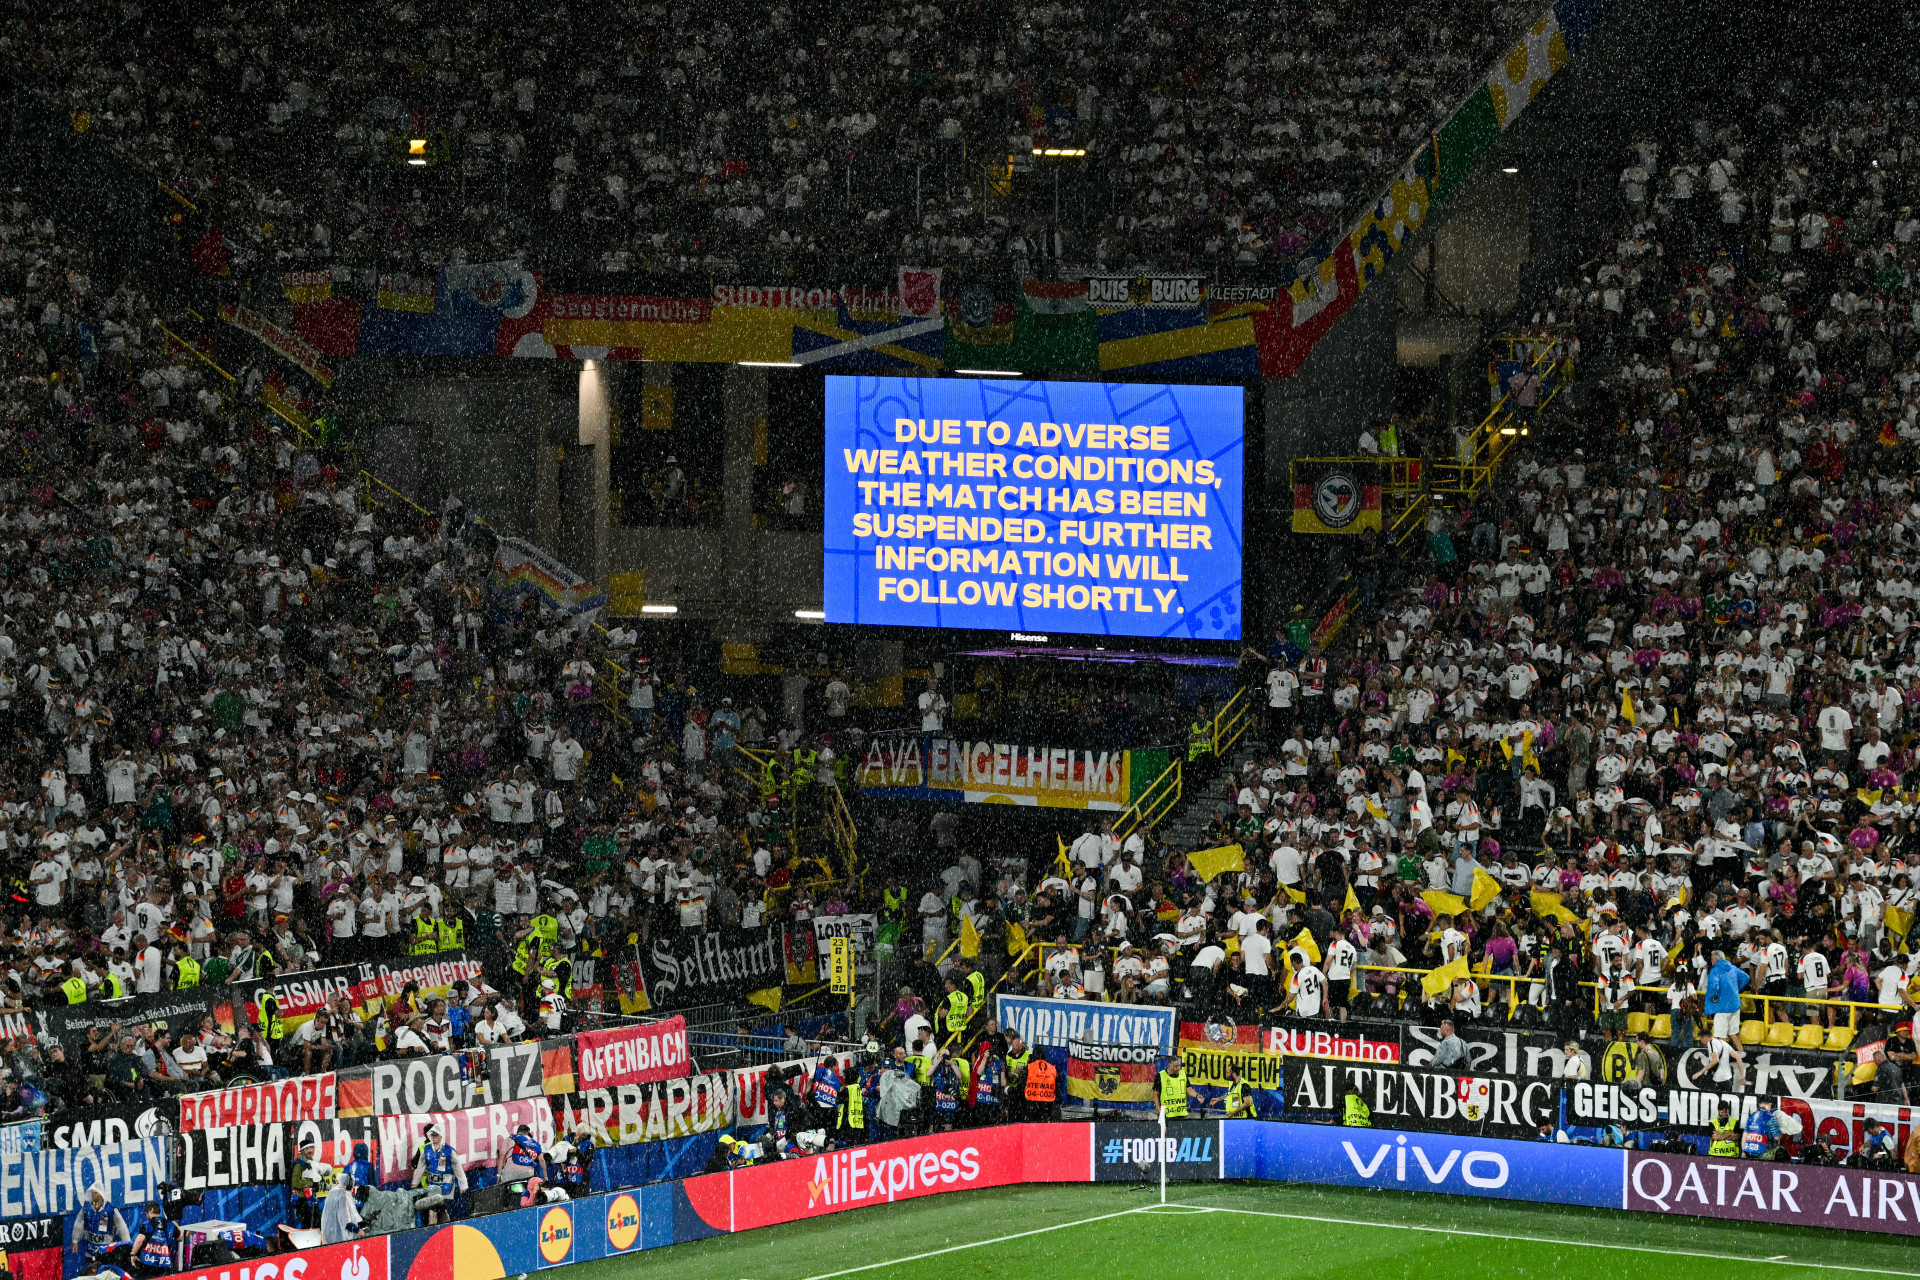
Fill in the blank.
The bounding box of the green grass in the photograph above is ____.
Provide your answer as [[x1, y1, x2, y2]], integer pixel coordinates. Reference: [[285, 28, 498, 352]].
[[570, 1181, 1920, 1280]]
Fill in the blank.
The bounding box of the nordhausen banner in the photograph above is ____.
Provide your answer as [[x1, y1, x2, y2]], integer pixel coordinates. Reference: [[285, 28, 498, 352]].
[[995, 995, 1176, 1054], [179, 1076, 338, 1131], [575, 1017, 690, 1091]]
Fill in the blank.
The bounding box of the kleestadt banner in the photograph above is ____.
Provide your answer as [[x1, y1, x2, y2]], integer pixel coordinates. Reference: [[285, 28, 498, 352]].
[[179, 1075, 337, 1132], [575, 1017, 690, 1089], [679, 1124, 1091, 1232]]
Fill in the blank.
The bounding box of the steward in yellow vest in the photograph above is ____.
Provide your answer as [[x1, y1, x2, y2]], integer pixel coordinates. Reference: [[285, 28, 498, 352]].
[[1158, 1058, 1191, 1118]]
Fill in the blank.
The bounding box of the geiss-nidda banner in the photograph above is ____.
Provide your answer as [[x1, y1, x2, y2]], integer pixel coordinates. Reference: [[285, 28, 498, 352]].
[[822, 376, 1245, 640]]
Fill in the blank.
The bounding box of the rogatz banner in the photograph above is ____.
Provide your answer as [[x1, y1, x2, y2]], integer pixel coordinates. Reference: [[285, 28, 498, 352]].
[[179, 1119, 377, 1191], [44, 1100, 176, 1150], [38, 988, 216, 1052], [337, 1043, 577, 1116], [628, 929, 783, 1013], [0, 1136, 168, 1219], [575, 1018, 689, 1090], [1282, 1057, 1556, 1138], [374, 1099, 554, 1184], [179, 1075, 337, 1132]]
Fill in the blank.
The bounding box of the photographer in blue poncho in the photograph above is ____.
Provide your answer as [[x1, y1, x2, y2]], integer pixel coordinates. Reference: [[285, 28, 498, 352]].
[[70, 1185, 130, 1271]]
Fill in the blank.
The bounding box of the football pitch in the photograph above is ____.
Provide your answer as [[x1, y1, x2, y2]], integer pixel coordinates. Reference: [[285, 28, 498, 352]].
[[566, 1180, 1920, 1280]]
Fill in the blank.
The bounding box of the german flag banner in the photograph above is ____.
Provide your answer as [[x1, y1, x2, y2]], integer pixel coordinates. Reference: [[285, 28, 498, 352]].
[[1292, 461, 1383, 535], [1067, 1039, 1158, 1108]]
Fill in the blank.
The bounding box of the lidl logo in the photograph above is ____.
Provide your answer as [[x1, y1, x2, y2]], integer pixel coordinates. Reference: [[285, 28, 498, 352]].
[[605, 1194, 641, 1252], [537, 1205, 574, 1265]]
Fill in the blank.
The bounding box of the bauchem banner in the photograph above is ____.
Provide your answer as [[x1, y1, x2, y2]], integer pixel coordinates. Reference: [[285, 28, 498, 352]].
[[858, 736, 1135, 809]]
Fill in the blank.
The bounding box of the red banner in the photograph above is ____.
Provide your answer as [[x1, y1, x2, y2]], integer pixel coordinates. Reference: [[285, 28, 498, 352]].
[[681, 1124, 1090, 1232], [179, 1074, 338, 1131], [575, 1016, 690, 1089]]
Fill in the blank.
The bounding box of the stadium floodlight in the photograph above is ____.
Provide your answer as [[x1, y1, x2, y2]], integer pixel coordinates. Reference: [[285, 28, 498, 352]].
[[640, 604, 679, 614], [739, 361, 800, 367], [1501, 166, 1519, 174], [953, 369, 1021, 377], [1032, 148, 1088, 157], [409, 139, 429, 165], [794, 610, 826, 620]]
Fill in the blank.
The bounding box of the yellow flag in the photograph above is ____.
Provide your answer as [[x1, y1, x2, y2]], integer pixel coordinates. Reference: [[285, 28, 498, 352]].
[[1621, 687, 1636, 726], [1189, 843, 1246, 883], [1421, 954, 1469, 999], [1530, 889, 1577, 925], [1887, 904, 1914, 943], [1284, 885, 1308, 904], [1006, 921, 1029, 958], [1470, 867, 1503, 911], [746, 986, 782, 1012], [1290, 928, 1322, 964], [1365, 797, 1388, 820], [1344, 885, 1361, 915], [1421, 889, 1469, 918], [959, 912, 982, 958]]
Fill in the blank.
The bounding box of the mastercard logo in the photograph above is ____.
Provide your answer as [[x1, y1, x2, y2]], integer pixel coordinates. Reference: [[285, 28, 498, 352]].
[[538, 1206, 574, 1265], [606, 1193, 641, 1252]]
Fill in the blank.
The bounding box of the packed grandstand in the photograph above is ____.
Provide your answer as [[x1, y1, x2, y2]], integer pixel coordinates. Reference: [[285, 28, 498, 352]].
[[0, 0, 1913, 1277]]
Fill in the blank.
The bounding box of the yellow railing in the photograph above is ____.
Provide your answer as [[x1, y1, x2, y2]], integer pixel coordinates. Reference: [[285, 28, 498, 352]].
[[1109, 758, 1181, 847], [1212, 684, 1255, 758], [359, 469, 433, 518]]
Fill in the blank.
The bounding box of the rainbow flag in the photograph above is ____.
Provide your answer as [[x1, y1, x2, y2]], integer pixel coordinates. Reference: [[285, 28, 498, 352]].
[[494, 535, 607, 621]]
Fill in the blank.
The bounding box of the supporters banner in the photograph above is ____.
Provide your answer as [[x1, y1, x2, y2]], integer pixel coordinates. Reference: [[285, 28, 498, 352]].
[[0, 1215, 64, 1280], [494, 535, 608, 621], [811, 916, 879, 975], [1401, 1023, 1836, 1101], [0, 1136, 169, 1219], [996, 995, 1175, 1055], [43, 1100, 175, 1150], [179, 1075, 338, 1132], [376, 272, 437, 314], [1092, 1121, 1222, 1182], [732, 1053, 857, 1128], [1178, 1021, 1284, 1092], [1568, 1081, 1917, 1160], [1291, 461, 1384, 535], [349, 951, 487, 1022], [39, 987, 217, 1054], [216, 299, 336, 387], [178, 1119, 377, 1191], [1085, 276, 1206, 310], [575, 1018, 690, 1090], [857, 736, 1135, 810], [0, 1124, 37, 1155], [1625, 1149, 1920, 1237], [628, 927, 785, 1013], [1281, 1056, 1555, 1138], [335, 1054, 484, 1117], [1066, 1040, 1158, 1107], [678, 1124, 1091, 1232], [783, 925, 819, 986], [553, 1069, 737, 1145], [374, 1099, 555, 1184], [1263, 1023, 1402, 1063], [281, 269, 332, 304], [897, 267, 942, 320]]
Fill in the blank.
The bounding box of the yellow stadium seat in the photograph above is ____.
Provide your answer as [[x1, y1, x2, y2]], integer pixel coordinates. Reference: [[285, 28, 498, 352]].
[[1852, 1061, 1878, 1085], [1650, 1015, 1673, 1040], [1740, 1019, 1768, 1044], [1824, 1026, 1855, 1052], [1764, 1022, 1795, 1048], [1626, 1012, 1651, 1036], [1793, 1024, 1826, 1050]]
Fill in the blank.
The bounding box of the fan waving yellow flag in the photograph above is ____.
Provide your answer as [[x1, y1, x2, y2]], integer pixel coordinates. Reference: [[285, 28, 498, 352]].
[[959, 912, 982, 958], [1621, 686, 1636, 726], [1189, 843, 1246, 882], [1470, 867, 1503, 911], [1531, 889, 1577, 925], [1887, 903, 1914, 945], [1290, 928, 1322, 964], [1421, 954, 1469, 999], [1344, 885, 1361, 914], [1421, 889, 1469, 918]]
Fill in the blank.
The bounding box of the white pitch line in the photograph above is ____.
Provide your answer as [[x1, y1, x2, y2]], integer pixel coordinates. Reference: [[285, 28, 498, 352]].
[[797, 1206, 1152, 1280], [1161, 1202, 1920, 1278]]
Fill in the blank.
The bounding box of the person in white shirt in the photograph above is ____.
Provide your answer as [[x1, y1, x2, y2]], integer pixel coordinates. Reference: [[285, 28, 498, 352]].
[[549, 726, 585, 785], [1288, 956, 1326, 1019], [1815, 703, 1853, 760], [1323, 934, 1356, 1022], [917, 680, 947, 732]]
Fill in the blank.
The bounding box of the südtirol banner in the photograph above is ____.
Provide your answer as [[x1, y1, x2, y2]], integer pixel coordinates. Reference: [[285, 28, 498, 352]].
[[857, 735, 1134, 809], [575, 1017, 691, 1090], [822, 375, 1245, 641]]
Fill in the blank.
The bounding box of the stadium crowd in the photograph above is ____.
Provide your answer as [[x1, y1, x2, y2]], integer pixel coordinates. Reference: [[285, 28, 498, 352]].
[[3, 0, 1531, 279]]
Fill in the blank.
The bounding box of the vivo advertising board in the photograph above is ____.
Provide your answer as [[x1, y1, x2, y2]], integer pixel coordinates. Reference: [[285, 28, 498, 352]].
[[823, 376, 1245, 639]]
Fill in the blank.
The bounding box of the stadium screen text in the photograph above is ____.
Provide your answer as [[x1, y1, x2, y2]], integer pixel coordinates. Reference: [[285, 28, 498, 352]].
[[822, 376, 1244, 639]]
